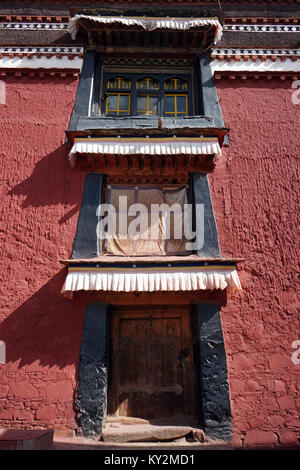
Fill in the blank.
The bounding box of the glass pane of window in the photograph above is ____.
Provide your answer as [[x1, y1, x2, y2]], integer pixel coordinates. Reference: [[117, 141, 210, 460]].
[[176, 79, 188, 91], [107, 94, 118, 111], [177, 95, 187, 114], [136, 78, 147, 90], [108, 76, 131, 90], [119, 78, 131, 89], [119, 94, 130, 112], [137, 95, 158, 115], [149, 96, 158, 114], [164, 95, 175, 114], [137, 77, 159, 90], [164, 79, 173, 91], [137, 95, 147, 113], [106, 93, 130, 115], [164, 78, 187, 91]]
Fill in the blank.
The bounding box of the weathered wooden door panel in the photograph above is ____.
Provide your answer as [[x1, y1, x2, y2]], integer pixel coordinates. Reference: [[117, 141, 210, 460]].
[[109, 307, 193, 420]]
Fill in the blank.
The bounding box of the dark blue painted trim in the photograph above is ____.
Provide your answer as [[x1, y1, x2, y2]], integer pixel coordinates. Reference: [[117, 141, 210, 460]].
[[198, 52, 229, 145], [68, 50, 96, 130], [192, 172, 221, 258], [72, 173, 104, 259], [196, 302, 232, 441], [76, 302, 109, 437]]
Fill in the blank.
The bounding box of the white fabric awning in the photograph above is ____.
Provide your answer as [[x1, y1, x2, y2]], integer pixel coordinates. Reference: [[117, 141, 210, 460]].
[[69, 15, 223, 43], [61, 264, 242, 296], [68, 137, 222, 167]]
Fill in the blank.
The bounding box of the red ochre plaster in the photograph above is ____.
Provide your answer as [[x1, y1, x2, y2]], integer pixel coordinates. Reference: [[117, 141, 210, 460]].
[[210, 79, 300, 448], [0, 76, 299, 447]]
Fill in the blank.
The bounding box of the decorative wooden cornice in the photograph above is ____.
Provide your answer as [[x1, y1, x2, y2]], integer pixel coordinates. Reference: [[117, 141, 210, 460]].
[[0, 14, 299, 26], [223, 23, 300, 33], [225, 17, 300, 25], [0, 15, 69, 23], [211, 48, 300, 80], [0, 46, 83, 59], [214, 71, 300, 81], [0, 68, 79, 78], [211, 48, 300, 61], [0, 16, 299, 35], [0, 20, 69, 31]]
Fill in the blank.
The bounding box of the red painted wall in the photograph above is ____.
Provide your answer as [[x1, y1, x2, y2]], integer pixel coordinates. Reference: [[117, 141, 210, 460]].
[[0, 75, 87, 435], [211, 79, 300, 447], [0, 75, 299, 446]]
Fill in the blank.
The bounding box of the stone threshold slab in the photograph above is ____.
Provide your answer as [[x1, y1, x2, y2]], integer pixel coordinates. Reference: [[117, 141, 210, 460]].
[[102, 424, 206, 443]]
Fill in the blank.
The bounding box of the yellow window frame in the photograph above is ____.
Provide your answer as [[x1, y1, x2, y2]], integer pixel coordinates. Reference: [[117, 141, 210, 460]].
[[164, 94, 188, 117], [105, 92, 131, 116], [137, 94, 158, 115], [136, 77, 160, 90], [107, 77, 131, 90], [164, 78, 188, 91]]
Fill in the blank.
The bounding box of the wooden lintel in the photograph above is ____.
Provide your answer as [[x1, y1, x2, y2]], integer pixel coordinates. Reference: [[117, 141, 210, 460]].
[[154, 31, 161, 47], [172, 32, 179, 48], [191, 33, 198, 47], [115, 31, 121, 47], [163, 31, 169, 47], [105, 29, 112, 47], [145, 32, 151, 49], [182, 33, 189, 48], [124, 31, 131, 47], [134, 31, 141, 47]]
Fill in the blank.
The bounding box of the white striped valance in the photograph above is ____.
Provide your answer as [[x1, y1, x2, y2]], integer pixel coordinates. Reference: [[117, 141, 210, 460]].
[[68, 137, 222, 167], [61, 265, 242, 297], [69, 15, 223, 43]]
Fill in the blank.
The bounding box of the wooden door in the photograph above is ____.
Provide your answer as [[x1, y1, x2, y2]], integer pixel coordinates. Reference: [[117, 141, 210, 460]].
[[109, 307, 194, 420]]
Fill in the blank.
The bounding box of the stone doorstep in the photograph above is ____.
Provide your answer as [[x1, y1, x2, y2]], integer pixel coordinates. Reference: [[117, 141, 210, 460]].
[[101, 424, 206, 443], [0, 429, 53, 450]]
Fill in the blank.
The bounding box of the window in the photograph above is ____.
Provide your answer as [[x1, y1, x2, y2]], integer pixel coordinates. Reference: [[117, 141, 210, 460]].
[[103, 74, 190, 117], [136, 77, 160, 116], [105, 77, 131, 116], [100, 185, 191, 256], [164, 78, 188, 117]]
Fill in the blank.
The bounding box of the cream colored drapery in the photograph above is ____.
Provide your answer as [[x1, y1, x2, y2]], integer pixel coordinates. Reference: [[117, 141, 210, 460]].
[[61, 264, 242, 296], [101, 185, 191, 256]]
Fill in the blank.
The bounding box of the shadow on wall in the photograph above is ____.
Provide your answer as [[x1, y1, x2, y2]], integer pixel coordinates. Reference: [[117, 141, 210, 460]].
[[0, 143, 88, 369], [8, 144, 82, 224], [0, 269, 86, 370]]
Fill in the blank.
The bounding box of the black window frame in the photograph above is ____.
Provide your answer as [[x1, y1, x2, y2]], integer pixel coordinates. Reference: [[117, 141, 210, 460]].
[[101, 72, 193, 118]]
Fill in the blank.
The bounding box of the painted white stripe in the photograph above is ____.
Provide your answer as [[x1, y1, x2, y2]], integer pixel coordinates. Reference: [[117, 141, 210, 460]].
[[0, 53, 298, 74], [211, 58, 300, 74], [212, 48, 300, 57], [0, 55, 83, 70], [223, 24, 300, 33]]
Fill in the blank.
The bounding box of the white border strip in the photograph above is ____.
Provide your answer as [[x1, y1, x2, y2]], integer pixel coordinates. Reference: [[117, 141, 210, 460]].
[[211, 57, 300, 74], [212, 48, 300, 57], [0, 46, 83, 54], [0, 55, 83, 70], [0, 22, 69, 31], [224, 24, 300, 33]]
